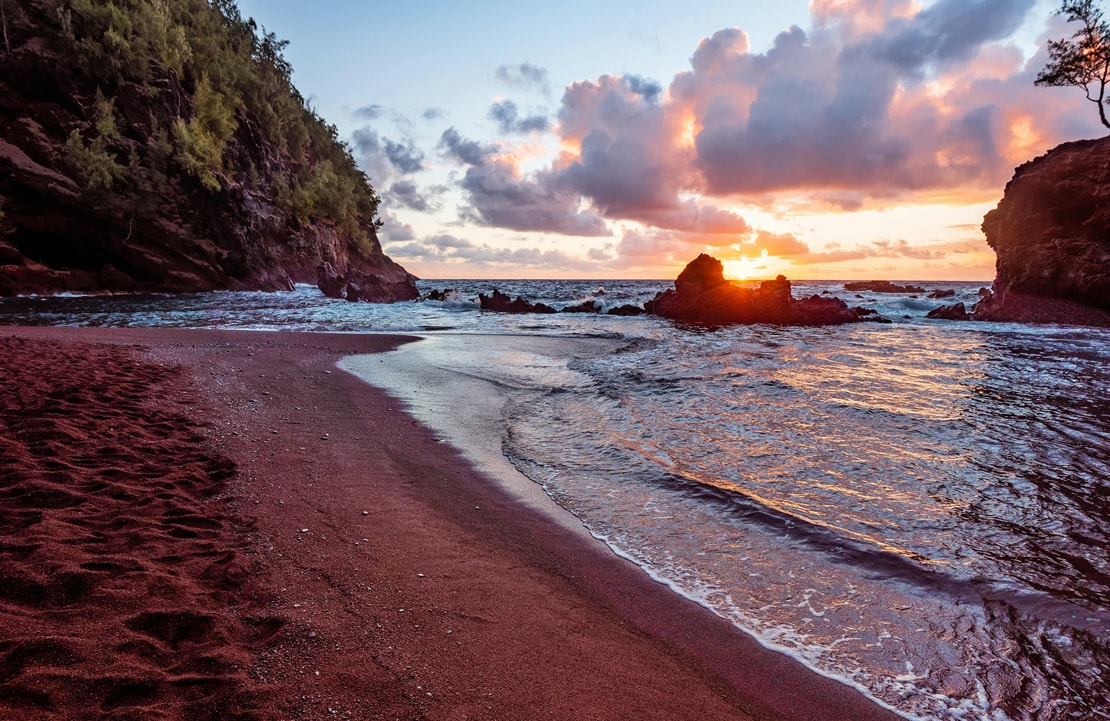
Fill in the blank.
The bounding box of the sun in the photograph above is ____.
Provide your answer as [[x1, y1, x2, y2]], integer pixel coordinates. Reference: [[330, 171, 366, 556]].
[[723, 249, 772, 281]]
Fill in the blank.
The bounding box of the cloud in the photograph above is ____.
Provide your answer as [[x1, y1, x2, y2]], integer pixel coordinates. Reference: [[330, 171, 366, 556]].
[[488, 100, 551, 134], [458, 157, 612, 236], [438, 127, 495, 165], [437, 128, 612, 236], [495, 62, 551, 95], [383, 138, 425, 174], [422, 107, 445, 121], [376, 207, 415, 242], [738, 230, 811, 257], [385, 233, 607, 273], [353, 104, 383, 120], [625, 75, 663, 104], [388, 180, 446, 212]]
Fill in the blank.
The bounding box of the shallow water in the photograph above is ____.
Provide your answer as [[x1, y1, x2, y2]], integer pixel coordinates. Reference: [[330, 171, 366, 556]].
[[4, 280, 1108, 721]]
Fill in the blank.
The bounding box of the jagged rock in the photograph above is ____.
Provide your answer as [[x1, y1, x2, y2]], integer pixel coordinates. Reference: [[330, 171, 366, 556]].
[[607, 304, 646, 316], [315, 262, 419, 304], [928, 289, 956, 299], [561, 300, 601, 313], [973, 136, 1110, 326], [843, 280, 927, 293], [927, 303, 970, 320], [424, 288, 458, 302], [647, 254, 878, 326], [478, 289, 557, 314]]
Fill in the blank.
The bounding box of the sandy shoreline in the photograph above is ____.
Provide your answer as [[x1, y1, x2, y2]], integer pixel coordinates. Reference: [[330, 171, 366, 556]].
[[0, 326, 902, 721]]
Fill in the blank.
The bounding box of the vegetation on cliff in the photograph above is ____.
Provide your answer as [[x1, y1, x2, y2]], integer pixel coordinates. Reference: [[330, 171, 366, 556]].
[[0, 0, 414, 295]]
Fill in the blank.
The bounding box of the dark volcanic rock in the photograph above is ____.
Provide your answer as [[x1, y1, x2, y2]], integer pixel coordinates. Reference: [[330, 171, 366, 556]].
[[316, 262, 418, 304], [927, 289, 956, 299], [975, 136, 1110, 326], [926, 303, 970, 321], [607, 304, 646, 316], [561, 300, 601, 314], [647, 254, 877, 326], [479, 289, 557, 314], [843, 281, 927, 294]]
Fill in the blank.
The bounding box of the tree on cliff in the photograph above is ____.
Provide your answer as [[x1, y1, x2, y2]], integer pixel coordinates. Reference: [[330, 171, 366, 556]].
[[1036, 0, 1110, 130]]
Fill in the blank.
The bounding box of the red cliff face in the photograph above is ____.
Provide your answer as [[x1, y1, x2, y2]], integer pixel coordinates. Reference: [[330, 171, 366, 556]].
[[0, 1, 416, 299], [976, 136, 1110, 326]]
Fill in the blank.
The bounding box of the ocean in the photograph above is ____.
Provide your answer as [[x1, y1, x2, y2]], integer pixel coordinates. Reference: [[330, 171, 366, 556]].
[[4, 279, 1109, 721]]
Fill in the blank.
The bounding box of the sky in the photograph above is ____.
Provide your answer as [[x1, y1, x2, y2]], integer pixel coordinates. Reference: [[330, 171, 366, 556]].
[[234, 0, 1105, 280]]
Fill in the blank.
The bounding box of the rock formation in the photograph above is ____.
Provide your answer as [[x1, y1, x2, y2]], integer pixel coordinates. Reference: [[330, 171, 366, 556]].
[[975, 136, 1110, 326], [647, 254, 880, 326], [0, 0, 414, 299], [478, 290, 557, 314], [926, 303, 970, 321], [316, 262, 418, 303], [843, 281, 926, 294]]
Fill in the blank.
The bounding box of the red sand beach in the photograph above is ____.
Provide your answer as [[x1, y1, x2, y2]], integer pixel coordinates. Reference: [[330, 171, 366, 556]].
[[0, 326, 903, 721]]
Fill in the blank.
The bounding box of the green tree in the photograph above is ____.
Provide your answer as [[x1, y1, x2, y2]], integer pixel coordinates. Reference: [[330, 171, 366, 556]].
[[1036, 0, 1110, 130]]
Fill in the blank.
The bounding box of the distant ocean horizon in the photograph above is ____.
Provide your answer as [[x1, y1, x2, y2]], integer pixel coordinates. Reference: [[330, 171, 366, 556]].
[[3, 279, 1107, 721]]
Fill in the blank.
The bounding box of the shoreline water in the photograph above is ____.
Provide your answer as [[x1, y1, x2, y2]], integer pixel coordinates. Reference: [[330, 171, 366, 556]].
[[0, 326, 904, 721]]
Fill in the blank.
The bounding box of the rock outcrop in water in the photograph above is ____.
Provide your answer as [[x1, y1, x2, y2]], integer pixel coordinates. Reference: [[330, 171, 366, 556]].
[[316, 262, 419, 303], [843, 281, 926, 294], [478, 289, 557, 314], [974, 136, 1110, 326], [647, 254, 880, 326], [0, 0, 414, 299]]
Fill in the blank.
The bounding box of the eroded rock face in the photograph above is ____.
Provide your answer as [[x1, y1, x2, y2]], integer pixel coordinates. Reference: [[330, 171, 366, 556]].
[[976, 136, 1110, 326], [316, 262, 419, 304], [0, 5, 415, 299], [647, 254, 877, 326]]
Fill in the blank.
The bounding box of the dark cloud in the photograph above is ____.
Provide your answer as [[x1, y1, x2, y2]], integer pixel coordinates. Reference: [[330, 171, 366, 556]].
[[422, 107, 445, 121], [495, 62, 551, 95], [383, 138, 425, 174], [458, 158, 611, 237], [353, 104, 383, 120], [389, 180, 432, 212], [488, 100, 551, 134], [438, 127, 495, 165], [624, 75, 663, 104], [865, 0, 1038, 75]]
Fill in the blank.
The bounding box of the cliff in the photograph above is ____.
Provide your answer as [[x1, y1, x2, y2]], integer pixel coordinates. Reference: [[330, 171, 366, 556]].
[[975, 136, 1110, 326], [0, 0, 416, 298]]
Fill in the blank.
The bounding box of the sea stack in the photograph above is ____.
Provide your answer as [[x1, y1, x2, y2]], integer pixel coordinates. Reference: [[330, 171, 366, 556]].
[[647, 254, 878, 326], [975, 136, 1110, 326]]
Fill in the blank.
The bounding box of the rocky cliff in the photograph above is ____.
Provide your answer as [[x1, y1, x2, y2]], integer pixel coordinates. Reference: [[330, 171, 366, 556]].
[[0, 0, 416, 298], [975, 136, 1110, 326]]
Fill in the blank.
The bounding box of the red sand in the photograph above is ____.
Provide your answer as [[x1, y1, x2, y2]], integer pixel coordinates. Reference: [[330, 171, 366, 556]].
[[0, 327, 903, 721]]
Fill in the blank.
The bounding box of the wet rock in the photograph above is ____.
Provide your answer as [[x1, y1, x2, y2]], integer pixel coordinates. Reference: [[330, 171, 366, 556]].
[[315, 262, 419, 303], [843, 280, 927, 294], [561, 300, 601, 313], [927, 289, 956, 299], [927, 303, 970, 320], [647, 254, 881, 326], [607, 304, 646, 316], [478, 289, 557, 314]]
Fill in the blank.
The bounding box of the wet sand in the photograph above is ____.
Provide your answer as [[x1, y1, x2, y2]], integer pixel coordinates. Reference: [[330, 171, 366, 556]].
[[0, 326, 903, 721]]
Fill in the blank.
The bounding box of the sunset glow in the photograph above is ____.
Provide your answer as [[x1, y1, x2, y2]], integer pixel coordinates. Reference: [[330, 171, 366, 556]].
[[237, 0, 1105, 280]]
